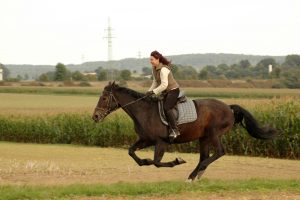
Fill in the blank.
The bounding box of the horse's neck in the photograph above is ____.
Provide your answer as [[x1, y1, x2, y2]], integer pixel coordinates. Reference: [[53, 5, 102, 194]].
[[115, 92, 154, 124]]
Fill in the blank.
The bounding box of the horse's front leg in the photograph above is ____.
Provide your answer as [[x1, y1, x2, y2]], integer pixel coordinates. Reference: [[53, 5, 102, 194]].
[[128, 139, 154, 166], [153, 140, 186, 168]]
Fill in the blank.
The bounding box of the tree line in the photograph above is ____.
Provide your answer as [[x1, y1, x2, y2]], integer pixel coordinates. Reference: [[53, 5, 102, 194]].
[[1, 54, 300, 88], [197, 55, 300, 88]]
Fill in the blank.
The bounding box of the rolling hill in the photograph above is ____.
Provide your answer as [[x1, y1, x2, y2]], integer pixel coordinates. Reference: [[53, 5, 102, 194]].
[[4, 53, 285, 79]]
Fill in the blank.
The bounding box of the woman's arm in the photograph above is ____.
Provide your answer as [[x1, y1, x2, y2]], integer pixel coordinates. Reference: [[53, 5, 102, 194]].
[[148, 69, 158, 91], [148, 79, 158, 91], [152, 67, 170, 95]]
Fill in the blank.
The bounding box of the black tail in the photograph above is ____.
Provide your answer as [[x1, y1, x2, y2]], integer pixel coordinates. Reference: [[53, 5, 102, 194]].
[[229, 104, 278, 140]]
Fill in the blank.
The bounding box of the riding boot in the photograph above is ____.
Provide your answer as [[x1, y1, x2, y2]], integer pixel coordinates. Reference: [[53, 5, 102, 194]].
[[165, 110, 180, 141]]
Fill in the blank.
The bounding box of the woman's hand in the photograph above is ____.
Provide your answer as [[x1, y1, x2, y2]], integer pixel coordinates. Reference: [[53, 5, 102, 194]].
[[145, 91, 154, 96]]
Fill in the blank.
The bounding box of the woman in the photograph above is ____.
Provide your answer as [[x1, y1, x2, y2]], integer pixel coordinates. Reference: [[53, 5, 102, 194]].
[[145, 50, 180, 141]]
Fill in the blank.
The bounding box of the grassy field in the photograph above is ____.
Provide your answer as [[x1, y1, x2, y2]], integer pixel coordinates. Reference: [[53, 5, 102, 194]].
[[0, 142, 299, 199], [0, 93, 299, 158], [0, 86, 299, 199], [1, 180, 299, 200], [1, 85, 300, 99], [0, 92, 299, 115], [0, 93, 97, 115]]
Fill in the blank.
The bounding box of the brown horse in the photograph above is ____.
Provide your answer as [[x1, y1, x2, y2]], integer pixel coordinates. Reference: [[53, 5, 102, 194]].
[[92, 82, 278, 181]]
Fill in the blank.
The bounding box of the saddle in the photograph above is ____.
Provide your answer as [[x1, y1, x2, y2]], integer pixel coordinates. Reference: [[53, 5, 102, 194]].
[[158, 90, 187, 103], [158, 91, 197, 126]]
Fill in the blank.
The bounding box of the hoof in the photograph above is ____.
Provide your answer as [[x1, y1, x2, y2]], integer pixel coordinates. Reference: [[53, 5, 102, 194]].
[[176, 157, 186, 165], [197, 170, 205, 179], [141, 158, 153, 165], [185, 178, 193, 183]]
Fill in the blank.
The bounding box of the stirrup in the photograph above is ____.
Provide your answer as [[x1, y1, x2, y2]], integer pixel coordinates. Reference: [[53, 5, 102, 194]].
[[169, 128, 180, 142]]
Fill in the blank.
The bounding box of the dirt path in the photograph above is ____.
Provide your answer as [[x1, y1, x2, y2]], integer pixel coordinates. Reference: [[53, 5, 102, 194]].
[[0, 142, 299, 185]]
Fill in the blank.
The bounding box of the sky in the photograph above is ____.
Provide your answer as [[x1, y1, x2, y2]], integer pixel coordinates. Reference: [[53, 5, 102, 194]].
[[0, 0, 299, 65]]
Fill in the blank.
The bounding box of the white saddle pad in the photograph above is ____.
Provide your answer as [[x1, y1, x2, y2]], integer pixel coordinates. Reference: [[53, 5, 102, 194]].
[[158, 99, 197, 126]]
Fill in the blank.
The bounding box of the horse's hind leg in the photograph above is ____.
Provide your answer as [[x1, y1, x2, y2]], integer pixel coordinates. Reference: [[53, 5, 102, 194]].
[[153, 140, 186, 168], [187, 137, 210, 180], [197, 139, 210, 179], [188, 132, 225, 181]]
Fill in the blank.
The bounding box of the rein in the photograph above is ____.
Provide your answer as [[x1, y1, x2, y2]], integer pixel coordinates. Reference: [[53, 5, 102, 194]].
[[95, 89, 149, 117]]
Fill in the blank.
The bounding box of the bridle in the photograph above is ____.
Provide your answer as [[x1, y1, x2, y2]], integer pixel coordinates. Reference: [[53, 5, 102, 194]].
[[94, 88, 149, 119]]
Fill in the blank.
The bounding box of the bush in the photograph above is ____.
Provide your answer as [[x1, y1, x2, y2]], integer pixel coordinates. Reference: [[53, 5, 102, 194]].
[[5, 78, 21, 82], [0, 112, 136, 147], [79, 81, 92, 87], [0, 101, 299, 159]]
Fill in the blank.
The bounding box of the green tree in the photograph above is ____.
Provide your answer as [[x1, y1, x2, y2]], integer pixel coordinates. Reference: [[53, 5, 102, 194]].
[[270, 67, 281, 79], [283, 54, 300, 68], [16, 75, 23, 81], [142, 67, 152, 76], [198, 69, 208, 80], [239, 60, 251, 68], [181, 66, 198, 79], [254, 58, 277, 79], [39, 73, 49, 82], [72, 71, 85, 81], [216, 64, 229, 77], [39, 71, 55, 82], [170, 64, 179, 75], [54, 63, 70, 81], [256, 58, 277, 69], [172, 64, 198, 80], [96, 67, 108, 81], [225, 69, 240, 79], [201, 65, 218, 78], [281, 69, 300, 88], [24, 73, 29, 80], [98, 71, 107, 81], [120, 69, 131, 80], [217, 63, 229, 71]]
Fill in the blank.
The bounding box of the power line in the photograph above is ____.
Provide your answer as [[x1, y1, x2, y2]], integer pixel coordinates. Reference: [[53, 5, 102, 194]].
[[103, 17, 116, 80]]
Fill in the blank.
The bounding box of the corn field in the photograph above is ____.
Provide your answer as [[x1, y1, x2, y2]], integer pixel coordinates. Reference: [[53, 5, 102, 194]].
[[0, 100, 299, 159]]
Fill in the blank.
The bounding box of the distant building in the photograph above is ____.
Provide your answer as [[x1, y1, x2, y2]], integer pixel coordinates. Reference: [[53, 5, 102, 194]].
[[144, 75, 152, 79], [82, 72, 97, 76], [268, 64, 273, 73], [0, 68, 3, 81], [131, 71, 142, 78]]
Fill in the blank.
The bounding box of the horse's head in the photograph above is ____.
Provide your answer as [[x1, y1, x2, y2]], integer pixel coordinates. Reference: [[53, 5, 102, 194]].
[[92, 81, 120, 122]]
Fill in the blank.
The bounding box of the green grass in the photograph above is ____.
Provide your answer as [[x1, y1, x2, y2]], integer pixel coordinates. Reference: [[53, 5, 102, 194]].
[[1, 86, 300, 98], [0, 179, 299, 200], [0, 86, 99, 96]]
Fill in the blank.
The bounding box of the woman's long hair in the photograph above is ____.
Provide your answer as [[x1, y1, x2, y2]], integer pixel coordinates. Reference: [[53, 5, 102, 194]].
[[150, 51, 171, 66]]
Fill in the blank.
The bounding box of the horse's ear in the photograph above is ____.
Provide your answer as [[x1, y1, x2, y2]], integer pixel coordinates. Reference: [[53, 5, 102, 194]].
[[109, 81, 116, 87], [111, 81, 117, 88]]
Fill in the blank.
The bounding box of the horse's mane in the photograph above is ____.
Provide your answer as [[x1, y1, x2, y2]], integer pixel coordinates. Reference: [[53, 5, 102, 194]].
[[109, 83, 159, 103]]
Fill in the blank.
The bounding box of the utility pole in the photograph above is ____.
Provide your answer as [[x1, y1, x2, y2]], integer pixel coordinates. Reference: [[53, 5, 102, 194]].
[[138, 51, 142, 59], [81, 54, 85, 63], [103, 17, 115, 80]]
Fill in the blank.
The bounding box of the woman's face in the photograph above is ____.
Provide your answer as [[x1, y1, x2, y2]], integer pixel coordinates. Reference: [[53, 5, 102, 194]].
[[150, 56, 160, 67]]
